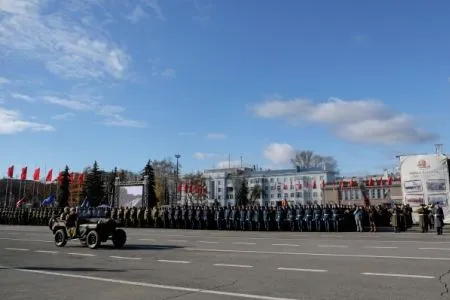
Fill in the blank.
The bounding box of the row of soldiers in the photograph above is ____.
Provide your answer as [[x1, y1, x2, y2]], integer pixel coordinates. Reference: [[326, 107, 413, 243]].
[[0, 204, 413, 233]]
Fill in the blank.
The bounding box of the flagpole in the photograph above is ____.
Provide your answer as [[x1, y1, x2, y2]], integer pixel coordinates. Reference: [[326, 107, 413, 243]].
[[18, 178, 22, 201], [4, 178, 9, 208]]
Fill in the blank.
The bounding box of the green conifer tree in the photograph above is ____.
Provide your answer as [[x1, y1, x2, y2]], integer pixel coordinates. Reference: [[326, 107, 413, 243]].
[[142, 160, 157, 207], [57, 166, 70, 208], [82, 161, 104, 207], [235, 179, 249, 207]]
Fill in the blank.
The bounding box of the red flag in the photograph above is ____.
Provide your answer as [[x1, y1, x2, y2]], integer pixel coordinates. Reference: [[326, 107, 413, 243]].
[[283, 183, 288, 190], [341, 180, 346, 189], [16, 198, 26, 208], [312, 180, 316, 189], [368, 177, 374, 187], [298, 182, 302, 190], [189, 184, 193, 193], [305, 181, 309, 188], [7, 165, 14, 178], [33, 168, 40, 181], [388, 176, 393, 186], [69, 172, 74, 183], [20, 167, 27, 180], [46, 169, 53, 182], [57, 172, 63, 185], [177, 184, 182, 192], [78, 173, 84, 185], [378, 177, 383, 186], [184, 184, 188, 193]]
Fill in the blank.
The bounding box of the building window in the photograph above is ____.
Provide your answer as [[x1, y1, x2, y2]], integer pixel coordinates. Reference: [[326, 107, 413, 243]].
[[271, 186, 275, 190], [218, 188, 222, 192], [270, 178, 274, 182], [376, 189, 381, 199], [296, 192, 302, 198], [284, 193, 288, 198], [271, 194, 274, 198], [277, 193, 282, 199], [218, 195, 221, 200], [313, 192, 318, 197], [227, 194, 234, 199], [290, 193, 295, 198], [355, 190, 360, 200], [217, 181, 221, 185]]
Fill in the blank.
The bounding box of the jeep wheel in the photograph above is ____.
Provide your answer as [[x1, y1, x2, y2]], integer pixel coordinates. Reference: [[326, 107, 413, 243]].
[[112, 229, 126, 249], [80, 239, 87, 247], [54, 229, 67, 247], [86, 231, 100, 249]]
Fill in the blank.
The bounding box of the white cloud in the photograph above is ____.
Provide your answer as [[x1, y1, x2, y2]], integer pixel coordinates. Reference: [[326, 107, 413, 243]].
[[161, 68, 176, 79], [126, 5, 149, 23], [216, 160, 242, 168], [263, 143, 296, 165], [206, 133, 226, 139], [43, 96, 96, 111], [0, 106, 54, 134], [11, 92, 35, 102], [194, 152, 217, 160], [102, 114, 146, 128], [252, 97, 436, 144], [141, 0, 165, 21], [0, 0, 130, 80], [0, 77, 10, 85], [51, 112, 76, 120], [98, 104, 125, 115]]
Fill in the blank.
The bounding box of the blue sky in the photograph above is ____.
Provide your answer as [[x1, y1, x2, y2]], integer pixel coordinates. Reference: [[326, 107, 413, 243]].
[[1, 0, 449, 178]]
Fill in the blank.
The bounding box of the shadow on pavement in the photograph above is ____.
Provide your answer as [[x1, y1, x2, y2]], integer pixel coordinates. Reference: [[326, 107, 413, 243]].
[[99, 244, 184, 251], [22, 267, 128, 272]]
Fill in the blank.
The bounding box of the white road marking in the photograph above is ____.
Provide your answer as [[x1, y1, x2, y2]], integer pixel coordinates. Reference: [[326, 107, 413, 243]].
[[35, 250, 58, 254], [232, 242, 256, 245], [110, 256, 142, 260], [198, 241, 218, 244], [4, 247, 29, 251], [214, 264, 253, 268], [168, 234, 201, 237], [68, 253, 96, 257], [168, 240, 188, 243], [278, 267, 328, 273], [139, 238, 156, 242], [157, 260, 190, 264], [364, 246, 398, 249], [0, 265, 298, 300], [0, 237, 52, 243], [361, 272, 434, 279], [317, 245, 348, 248], [419, 248, 450, 251], [186, 248, 450, 261], [272, 244, 300, 247]]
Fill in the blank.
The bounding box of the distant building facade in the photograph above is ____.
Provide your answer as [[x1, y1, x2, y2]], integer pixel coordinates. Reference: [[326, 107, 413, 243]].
[[323, 171, 402, 206], [200, 167, 337, 206]]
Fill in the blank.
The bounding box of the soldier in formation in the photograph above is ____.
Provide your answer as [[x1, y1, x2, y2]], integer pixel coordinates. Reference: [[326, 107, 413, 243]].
[[0, 202, 443, 234]]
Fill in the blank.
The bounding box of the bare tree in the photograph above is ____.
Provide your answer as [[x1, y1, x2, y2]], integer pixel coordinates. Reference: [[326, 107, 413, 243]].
[[291, 150, 338, 172]]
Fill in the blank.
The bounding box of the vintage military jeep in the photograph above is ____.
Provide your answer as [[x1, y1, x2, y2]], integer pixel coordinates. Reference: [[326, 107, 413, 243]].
[[49, 217, 127, 249]]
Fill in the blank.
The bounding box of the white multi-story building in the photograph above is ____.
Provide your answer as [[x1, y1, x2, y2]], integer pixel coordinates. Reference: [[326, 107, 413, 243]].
[[202, 167, 337, 206]]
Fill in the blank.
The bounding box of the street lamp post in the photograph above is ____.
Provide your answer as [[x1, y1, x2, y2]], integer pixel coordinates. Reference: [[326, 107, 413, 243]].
[[175, 154, 181, 205]]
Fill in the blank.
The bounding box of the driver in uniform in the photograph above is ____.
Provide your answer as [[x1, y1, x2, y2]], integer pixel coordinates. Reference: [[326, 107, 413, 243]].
[[66, 207, 78, 238]]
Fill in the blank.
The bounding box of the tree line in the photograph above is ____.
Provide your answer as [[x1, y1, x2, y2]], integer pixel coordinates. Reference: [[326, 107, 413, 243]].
[[0, 158, 181, 208]]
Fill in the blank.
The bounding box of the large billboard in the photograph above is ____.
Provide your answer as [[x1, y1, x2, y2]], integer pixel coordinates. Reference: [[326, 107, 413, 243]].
[[118, 185, 143, 207], [399, 154, 450, 223]]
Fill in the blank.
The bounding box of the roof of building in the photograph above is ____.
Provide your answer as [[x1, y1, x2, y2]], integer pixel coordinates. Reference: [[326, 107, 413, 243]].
[[203, 167, 335, 177]]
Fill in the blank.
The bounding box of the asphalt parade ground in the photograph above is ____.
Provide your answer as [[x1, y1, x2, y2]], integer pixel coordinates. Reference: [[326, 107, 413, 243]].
[[1, 227, 450, 300]]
